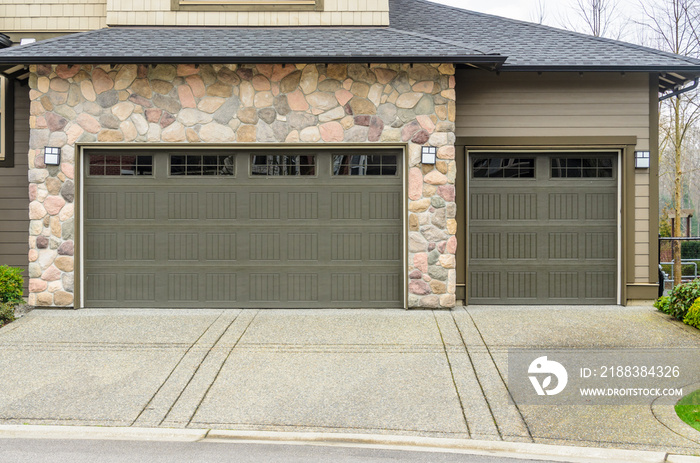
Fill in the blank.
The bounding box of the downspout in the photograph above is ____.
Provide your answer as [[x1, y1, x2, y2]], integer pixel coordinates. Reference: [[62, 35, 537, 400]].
[[660, 78, 699, 101]]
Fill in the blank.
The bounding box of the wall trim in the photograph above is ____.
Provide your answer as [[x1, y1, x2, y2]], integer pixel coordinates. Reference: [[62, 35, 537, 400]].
[[626, 283, 659, 301], [457, 136, 638, 148], [171, 0, 324, 12], [0, 77, 15, 168], [649, 74, 660, 285]]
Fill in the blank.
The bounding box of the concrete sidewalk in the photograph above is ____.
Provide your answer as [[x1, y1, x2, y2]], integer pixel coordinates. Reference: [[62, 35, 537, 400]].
[[0, 306, 699, 456]]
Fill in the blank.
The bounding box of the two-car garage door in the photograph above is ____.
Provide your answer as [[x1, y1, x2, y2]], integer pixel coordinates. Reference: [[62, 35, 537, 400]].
[[83, 149, 403, 308]]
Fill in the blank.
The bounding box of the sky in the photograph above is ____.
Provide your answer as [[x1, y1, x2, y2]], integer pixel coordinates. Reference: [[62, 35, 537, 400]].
[[426, 0, 641, 33]]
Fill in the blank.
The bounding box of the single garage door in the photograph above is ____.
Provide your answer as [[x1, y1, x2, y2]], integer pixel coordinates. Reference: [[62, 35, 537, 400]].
[[468, 152, 618, 304], [83, 149, 403, 308]]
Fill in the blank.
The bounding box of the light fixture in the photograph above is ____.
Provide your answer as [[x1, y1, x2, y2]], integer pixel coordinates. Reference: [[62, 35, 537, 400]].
[[635, 151, 650, 169], [44, 147, 61, 166], [421, 146, 437, 165], [20, 38, 36, 45]]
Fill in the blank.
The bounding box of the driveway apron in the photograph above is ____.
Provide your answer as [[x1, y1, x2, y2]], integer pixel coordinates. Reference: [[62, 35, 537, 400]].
[[0, 306, 698, 455]]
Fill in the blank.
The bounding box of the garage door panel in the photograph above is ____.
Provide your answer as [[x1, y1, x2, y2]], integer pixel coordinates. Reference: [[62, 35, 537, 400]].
[[331, 273, 363, 302], [205, 192, 237, 219], [125, 192, 156, 220], [83, 149, 403, 308], [85, 273, 118, 303], [125, 233, 156, 261], [585, 232, 616, 259], [125, 273, 156, 302], [506, 272, 537, 299], [168, 192, 199, 220], [548, 272, 579, 299], [507, 193, 537, 220], [206, 273, 237, 302], [468, 153, 617, 305], [506, 233, 537, 260], [585, 193, 616, 219], [288, 233, 318, 261], [86, 192, 118, 220]]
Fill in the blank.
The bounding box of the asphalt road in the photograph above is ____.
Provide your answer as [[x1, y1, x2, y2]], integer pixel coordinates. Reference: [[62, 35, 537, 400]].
[[0, 439, 562, 463]]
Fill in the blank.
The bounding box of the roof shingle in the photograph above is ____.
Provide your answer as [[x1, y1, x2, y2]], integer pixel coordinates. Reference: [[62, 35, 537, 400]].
[[0, 0, 698, 75]]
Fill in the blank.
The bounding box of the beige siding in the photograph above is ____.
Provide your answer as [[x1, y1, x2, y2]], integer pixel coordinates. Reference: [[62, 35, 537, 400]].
[[635, 171, 651, 282], [456, 71, 651, 151], [0, 83, 30, 294], [106, 0, 389, 26], [0, 0, 107, 32], [0, 0, 388, 31], [457, 70, 653, 285]]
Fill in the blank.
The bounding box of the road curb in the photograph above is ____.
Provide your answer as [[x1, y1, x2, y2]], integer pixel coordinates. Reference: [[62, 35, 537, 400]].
[[205, 430, 676, 463], [0, 424, 207, 442], [668, 457, 700, 463], [0, 425, 698, 462]]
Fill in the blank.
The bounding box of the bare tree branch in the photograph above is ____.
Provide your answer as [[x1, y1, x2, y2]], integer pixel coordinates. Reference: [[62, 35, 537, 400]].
[[560, 0, 627, 39], [530, 0, 548, 24]]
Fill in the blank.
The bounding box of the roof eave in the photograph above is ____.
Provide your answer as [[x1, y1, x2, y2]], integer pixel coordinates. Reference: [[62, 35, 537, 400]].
[[0, 54, 508, 66], [497, 64, 700, 73]]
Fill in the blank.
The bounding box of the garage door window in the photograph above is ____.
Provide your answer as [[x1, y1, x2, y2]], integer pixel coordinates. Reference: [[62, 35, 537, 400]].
[[170, 154, 235, 176], [88, 154, 153, 177], [251, 154, 316, 176], [332, 153, 398, 176], [472, 157, 535, 178], [551, 157, 614, 178]]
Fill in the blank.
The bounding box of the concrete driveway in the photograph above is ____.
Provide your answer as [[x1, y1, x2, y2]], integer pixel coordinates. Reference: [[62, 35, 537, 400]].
[[0, 306, 699, 455]]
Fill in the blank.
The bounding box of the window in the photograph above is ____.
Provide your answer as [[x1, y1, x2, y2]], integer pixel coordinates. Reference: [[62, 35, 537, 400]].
[[332, 153, 398, 176], [170, 154, 235, 176], [171, 0, 322, 11], [551, 157, 614, 178], [88, 154, 153, 176], [251, 154, 316, 176], [0, 75, 14, 168], [472, 157, 535, 179]]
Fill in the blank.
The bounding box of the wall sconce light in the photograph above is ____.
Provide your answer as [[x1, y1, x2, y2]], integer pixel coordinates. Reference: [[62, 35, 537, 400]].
[[20, 38, 36, 45], [44, 147, 61, 166], [421, 146, 437, 165], [635, 151, 650, 169]]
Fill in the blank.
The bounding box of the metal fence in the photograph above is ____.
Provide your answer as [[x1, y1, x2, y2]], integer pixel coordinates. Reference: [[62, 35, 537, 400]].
[[659, 236, 700, 294]]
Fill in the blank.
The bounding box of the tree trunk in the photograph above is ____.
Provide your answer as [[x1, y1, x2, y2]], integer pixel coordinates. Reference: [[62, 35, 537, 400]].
[[673, 96, 683, 286]]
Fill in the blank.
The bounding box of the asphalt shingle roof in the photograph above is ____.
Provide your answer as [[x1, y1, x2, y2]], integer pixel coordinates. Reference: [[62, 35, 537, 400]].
[[0, 0, 698, 75], [0, 24, 503, 66], [390, 0, 700, 71]]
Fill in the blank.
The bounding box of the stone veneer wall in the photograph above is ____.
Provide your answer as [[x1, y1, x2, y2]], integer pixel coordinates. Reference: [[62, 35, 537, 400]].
[[26, 62, 457, 308]]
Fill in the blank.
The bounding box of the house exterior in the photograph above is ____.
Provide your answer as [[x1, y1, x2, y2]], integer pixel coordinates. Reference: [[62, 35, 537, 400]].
[[0, 0, 698, 309]]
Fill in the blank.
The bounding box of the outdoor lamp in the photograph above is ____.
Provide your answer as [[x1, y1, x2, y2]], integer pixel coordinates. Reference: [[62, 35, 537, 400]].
[[421, 146, 437, 165], [43, 147, 61, 166], [635, 151, 650, 169]]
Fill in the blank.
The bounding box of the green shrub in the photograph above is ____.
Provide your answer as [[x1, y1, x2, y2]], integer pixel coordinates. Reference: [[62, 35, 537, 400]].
[[654, 295, 672, 314], [0, 265, 23, 304], [682, 241, 700, 260], [668, 278, 700, 320], [684, 298, 700, 329], [0, 302, 15, 327]]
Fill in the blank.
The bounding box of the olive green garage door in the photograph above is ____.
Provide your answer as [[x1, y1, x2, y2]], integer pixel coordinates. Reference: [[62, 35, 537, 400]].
[[83, 149, 403, 308], [468, 153, 618, 304]]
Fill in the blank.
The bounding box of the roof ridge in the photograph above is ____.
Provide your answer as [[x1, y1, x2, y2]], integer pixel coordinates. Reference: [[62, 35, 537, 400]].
[[401, 0, 700, 67]]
